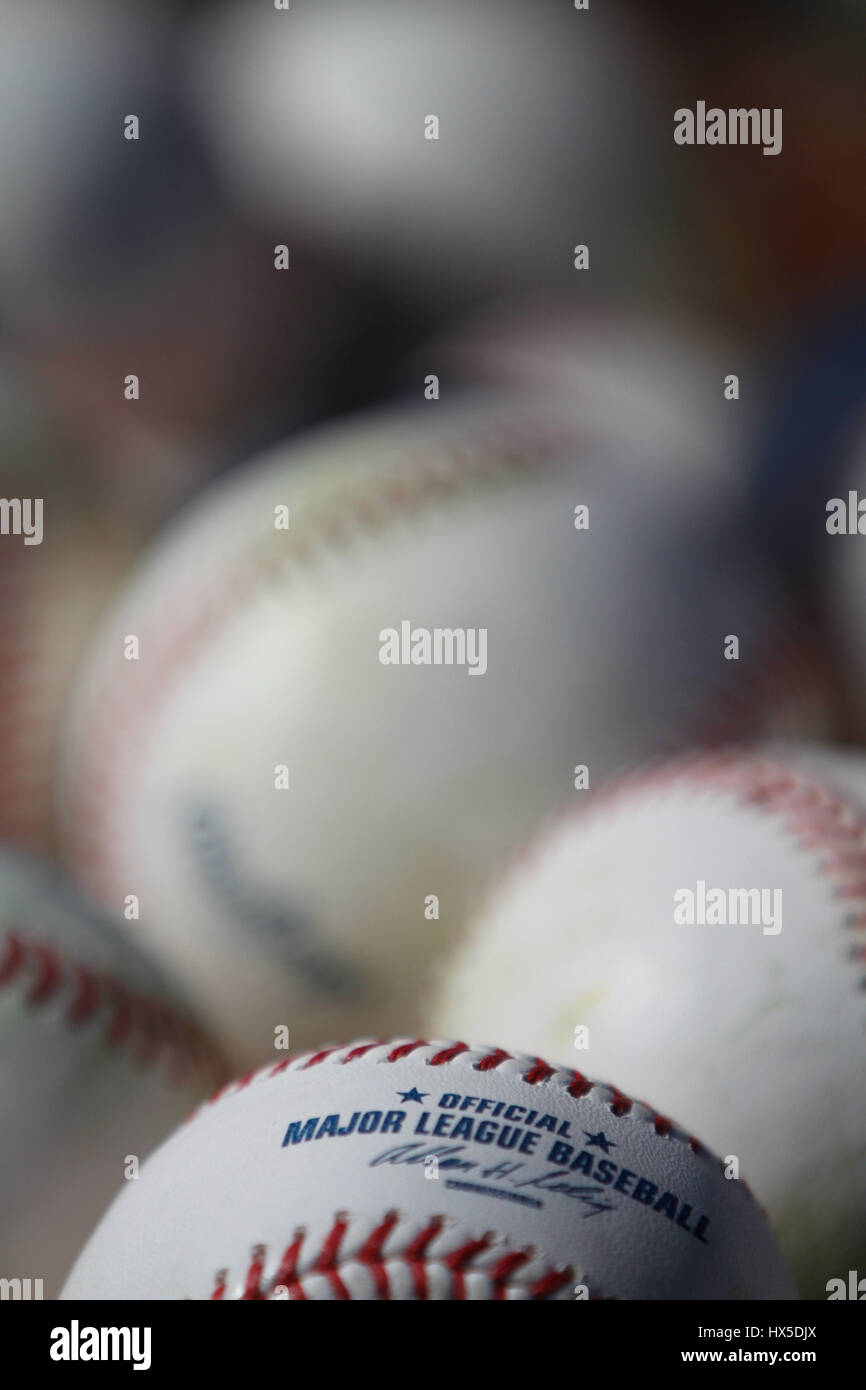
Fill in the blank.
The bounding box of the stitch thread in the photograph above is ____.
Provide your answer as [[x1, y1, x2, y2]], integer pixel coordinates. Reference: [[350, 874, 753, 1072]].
[[0, 928, 223, 1085], [210, 1211, 576, 1302], [200, 1039, 705, 1156]]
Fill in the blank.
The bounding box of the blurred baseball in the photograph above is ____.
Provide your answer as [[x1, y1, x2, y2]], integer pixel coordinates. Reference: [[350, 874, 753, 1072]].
[[0, 849, 222, 1296], [61, 1037, 796, 1300], [428, 743, 866, 1296], [58, 385, 835, 1070], [187, 0, 663, 304]]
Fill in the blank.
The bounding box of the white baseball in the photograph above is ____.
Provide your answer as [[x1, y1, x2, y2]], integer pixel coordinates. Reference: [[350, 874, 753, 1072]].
[[428, 743, 866, 1296], [0, 850, 222, 1296], [61, 1037, 796, 1300], [188, 0, 658, 301], [58, 396, 824, 1067]]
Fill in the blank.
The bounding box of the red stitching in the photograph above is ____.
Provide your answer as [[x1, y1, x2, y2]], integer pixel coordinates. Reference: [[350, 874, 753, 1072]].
[[67, 963, 101, 1026], [200, 1039, 707, 1154], [211, 1211, 574, 1301], [0, 928, 224, 1086], [0, 932, 25, 984], [357, 1212, 400, 1299], [270, 1233, 304, 1300], [403, 1217, 445, 1301], [474, 747, 866, 993], [443, 1233, 496, 1301], [426, 1040, 469, 1066]]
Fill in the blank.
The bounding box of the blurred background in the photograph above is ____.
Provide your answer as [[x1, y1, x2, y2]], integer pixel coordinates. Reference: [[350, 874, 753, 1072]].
[[1, 0, 865, 856], [0, 0, 863, 509]]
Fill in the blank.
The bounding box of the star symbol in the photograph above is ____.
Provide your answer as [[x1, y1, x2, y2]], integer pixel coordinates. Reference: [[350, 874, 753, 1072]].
[[584, 1130, 615, 1153], [398, 1088, 428, 1104]]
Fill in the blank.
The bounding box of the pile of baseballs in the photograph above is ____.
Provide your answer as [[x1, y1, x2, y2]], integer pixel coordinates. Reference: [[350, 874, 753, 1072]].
[[4, 310, 862, 1303], [4, 0, 864, 1316], [36, 319, 856, 1302]]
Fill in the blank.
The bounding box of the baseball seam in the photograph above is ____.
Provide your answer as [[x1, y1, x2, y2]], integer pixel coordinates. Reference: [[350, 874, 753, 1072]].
[[205, 1038, 693, 1139], [472, 748, 866, 987], [0, 927, 223, 1085], [211, 1211, 578, 1301]]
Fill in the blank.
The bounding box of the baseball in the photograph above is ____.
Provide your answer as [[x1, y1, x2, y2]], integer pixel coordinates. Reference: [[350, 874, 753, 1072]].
[[58, 396, 826, 1067], [428, 744, 866, 1296], [0, 848, 223, 1296], [188, 0, 658, 304], [60, 1037, 796, 1300]]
